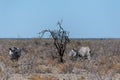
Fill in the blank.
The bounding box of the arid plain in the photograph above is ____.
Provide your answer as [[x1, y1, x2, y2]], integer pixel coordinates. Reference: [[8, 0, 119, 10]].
[[0, 38, 120, 80]]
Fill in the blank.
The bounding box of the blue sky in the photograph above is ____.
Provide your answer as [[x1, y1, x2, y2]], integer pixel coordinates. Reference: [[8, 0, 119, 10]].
[[0, 0, 120, 38]]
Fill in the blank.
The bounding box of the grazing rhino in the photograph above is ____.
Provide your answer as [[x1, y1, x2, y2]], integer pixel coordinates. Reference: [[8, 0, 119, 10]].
[[9, 47, 21, 61], [69, 47, 91, 60], [69, 48, 78, 60], [78, 47, 91, 60]]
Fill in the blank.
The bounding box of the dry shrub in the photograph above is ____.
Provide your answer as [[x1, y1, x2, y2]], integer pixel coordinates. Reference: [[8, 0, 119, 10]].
[[99, 56, 111, 65], [0, 55, 14, 67], [56, 63, 68, 73], [14, 66, 20, 73], [95, 57, 112, 74], [56, 62, 74, 73], [29, 75, 57, 80], [74, 62, 82, 69], [97, 63, 120, 79], [0, 56, 6, 61], [34, 65, 51, 73], [94, 56, 120, 75], [46, 58, 58, 66], [79, 76, 85, 80], [111, 63, 120, 70], [109, 63, 120, 73]]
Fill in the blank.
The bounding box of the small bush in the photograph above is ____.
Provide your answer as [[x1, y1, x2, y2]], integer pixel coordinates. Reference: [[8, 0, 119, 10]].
[[79, 76, 85, 80], [56, 62, 74, 73]]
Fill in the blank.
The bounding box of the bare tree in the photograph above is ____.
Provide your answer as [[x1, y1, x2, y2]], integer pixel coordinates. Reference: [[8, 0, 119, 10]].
[[39, 21, 70, 63]]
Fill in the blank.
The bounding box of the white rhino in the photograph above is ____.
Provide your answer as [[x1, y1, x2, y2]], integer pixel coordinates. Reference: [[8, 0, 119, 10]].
[[78, 47, 91, 60], [69, 47, 91, 60]]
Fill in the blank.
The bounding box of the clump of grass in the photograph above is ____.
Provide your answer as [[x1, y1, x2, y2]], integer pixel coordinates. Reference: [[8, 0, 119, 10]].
[[29, 75, 57, 80], [57, 63, 68, 73], [74, 62, 82, 69], [99, 56, 112, 65], [46, 58, 57, 66], [56, 62, 74, 73], [14, 66, 20, 73], [79, 76, 85, 80], [109, 63, 120, 74], [34, 65, 51, 73]]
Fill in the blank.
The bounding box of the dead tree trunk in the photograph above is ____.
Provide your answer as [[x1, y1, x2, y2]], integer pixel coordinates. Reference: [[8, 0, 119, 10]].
[[39, 21, 70, 63]]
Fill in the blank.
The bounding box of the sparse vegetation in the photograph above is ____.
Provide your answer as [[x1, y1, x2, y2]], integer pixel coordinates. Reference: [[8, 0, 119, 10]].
[[0, 39, 119, 80]]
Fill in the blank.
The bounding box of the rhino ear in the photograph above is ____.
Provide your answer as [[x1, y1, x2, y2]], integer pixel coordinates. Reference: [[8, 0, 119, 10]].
[[9, 48, 12, 50]]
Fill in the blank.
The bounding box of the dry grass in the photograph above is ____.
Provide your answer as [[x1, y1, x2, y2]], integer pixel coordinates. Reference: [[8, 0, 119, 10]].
[[79, 76, 85, 80], [0, 67, 3, 79], [108, 63, 120, 74], [75, 61, 82, 67], [111, 63, 120, 71], [57, 63, 69, 73], [46, 58, 58, 66], [0, 39, 120, 79], [29, 74, 57, 80], [34, 65, 51, 73]]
